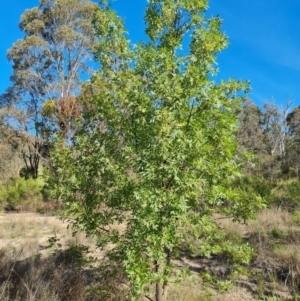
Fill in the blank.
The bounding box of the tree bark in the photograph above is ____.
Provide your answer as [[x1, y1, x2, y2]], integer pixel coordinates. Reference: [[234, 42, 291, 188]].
[[154, 257, 169, 301], [155, 281, 168, 301]]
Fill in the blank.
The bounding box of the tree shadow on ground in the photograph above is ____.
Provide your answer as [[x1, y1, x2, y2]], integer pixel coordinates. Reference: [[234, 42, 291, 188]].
[[0, 247, 128, 301]]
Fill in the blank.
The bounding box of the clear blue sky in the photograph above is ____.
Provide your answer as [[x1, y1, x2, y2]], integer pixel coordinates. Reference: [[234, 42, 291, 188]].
[[1, 0, 300, 108]]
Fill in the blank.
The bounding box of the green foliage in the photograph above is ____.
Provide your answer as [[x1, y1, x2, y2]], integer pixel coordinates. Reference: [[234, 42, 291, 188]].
[[50, 0, 263, 300], [0, 177, 43, 210], [235, 176, 300, 211], [286, 181, 300, 206], [271, 179, 300, 210], [41, 99, 57, 118], [233, 176, 273, 203]]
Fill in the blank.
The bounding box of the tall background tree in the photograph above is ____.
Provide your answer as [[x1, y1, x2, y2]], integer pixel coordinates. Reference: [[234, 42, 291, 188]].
[[237, 99, 293, 180], [0, 109, 23, 183], [1, 0, 98, 178], [286, 106, 300, 178]]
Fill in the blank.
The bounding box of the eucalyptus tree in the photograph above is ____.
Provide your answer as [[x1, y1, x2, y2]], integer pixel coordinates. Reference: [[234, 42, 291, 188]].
[[286, 106, 300, 177], [51, 1, 263, 300], [262, 101, 291, 158], [237, 100, 265, 153], [236, 100, 265, 176], [0, 109, 23, 183], [1, 0, 98, 177], [259, 101, 291, 180]]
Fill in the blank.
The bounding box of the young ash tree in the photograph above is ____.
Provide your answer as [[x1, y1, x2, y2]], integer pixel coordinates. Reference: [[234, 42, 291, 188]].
[[52, 0, 263, 300], [1, 0, 98, 178]]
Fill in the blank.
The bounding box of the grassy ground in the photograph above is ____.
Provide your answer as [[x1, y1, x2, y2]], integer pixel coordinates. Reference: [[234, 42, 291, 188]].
[[0, 209, 300, 301]]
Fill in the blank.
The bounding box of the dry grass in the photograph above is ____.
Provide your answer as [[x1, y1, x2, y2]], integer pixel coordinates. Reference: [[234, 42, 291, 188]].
[[248, 208, 292, 233], [0, 211, 129, 301], [273, 244, 300, 290], [214, 208, 300, 300], [1, 209, 300, 301], [216, 208, 293, 241], [0, 212, 102, 266], [246, 208, 300, 300], [149, 277, 257, 301], [0, 246, 128, 301]]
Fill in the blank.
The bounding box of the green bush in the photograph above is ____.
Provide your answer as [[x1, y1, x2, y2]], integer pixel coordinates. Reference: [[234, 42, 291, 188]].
[[233, 176, 273, 203], [232, 176, 300, 210], [0, 177, 43, 210], [272, 179, 300, 210], [286, 181, 300, 206]]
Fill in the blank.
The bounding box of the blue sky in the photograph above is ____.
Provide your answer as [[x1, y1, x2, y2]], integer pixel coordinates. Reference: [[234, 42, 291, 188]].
[[1, 0, 300, 108]]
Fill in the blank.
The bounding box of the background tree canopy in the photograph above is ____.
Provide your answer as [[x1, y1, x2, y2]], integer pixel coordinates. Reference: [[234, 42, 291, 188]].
[[0, 0, 98, 178]]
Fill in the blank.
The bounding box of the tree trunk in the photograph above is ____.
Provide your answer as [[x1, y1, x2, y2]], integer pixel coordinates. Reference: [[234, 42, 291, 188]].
[[155, 283, 164, 301], [154, 257, 169, 301], [155, 282, 168, 301]]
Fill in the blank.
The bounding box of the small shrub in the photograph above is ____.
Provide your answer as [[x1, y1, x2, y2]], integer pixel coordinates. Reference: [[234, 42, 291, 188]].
[[270, 227, 284, 240], [233, 176, 273, 203], [292, 210, 300, 224], [271, 179, 300, 210], [286, 181, 300, 208], [0, 177, 43, 211]]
